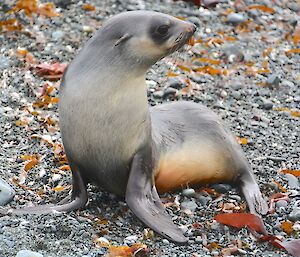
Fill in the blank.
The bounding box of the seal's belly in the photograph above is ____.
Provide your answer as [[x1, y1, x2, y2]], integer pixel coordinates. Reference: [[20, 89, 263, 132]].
[[155, 141, 236, 193]]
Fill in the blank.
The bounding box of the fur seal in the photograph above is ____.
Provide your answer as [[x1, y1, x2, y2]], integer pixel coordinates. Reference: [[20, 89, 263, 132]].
[[4, 11, 268, 243]]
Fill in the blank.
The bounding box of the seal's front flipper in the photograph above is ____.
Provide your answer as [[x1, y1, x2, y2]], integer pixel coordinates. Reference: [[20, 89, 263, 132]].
[[126, 151, 187, 244], [240, 171, 268, 215]]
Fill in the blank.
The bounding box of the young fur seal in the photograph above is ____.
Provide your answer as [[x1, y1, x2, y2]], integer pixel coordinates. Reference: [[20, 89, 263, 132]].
[[4, 11, 268, 243]]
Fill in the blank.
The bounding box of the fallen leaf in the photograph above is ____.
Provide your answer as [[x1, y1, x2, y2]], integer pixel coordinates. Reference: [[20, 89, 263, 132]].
[[106, 244, 148, 257], [34, 62, 68, 81], [82, 3, 96, 11], [281, 169, 300, 177], [248, 5, 275, 14], [293, 26, 300, 45], [281, 221, 294, 235], [215, 213, 267, 234]]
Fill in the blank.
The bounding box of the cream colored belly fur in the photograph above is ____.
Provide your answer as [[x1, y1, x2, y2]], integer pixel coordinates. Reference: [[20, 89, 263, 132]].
[[155, 141, 235, 193]]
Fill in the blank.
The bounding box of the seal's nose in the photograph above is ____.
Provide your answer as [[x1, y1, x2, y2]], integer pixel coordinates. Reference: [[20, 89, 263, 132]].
[[186, 24, 197, 34]]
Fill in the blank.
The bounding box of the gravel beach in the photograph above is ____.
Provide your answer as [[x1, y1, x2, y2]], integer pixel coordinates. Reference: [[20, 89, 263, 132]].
[[0, 0, 299, 256]]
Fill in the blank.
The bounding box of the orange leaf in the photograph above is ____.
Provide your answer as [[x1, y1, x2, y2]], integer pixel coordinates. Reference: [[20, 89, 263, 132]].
[[248, 5, 275, 14], [194, 58, 221, 65], [177, 64, 191, 72], [293, 26, 300, 45], [281, 221, 294, 235], [215, 213, 267, 234], [281, 169, 300, 177], [53, 186, 66, 191], [107, 244, 147, 257], [273, 179, 287, 193], [286, 49, 300, 55], [23, 155, 39, 171], [237, 137, 248, 145], [82, 3, 96, 11]]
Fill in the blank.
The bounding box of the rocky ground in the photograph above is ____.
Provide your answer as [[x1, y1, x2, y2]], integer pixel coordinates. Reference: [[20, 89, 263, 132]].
[[0, 0, 299, 256]]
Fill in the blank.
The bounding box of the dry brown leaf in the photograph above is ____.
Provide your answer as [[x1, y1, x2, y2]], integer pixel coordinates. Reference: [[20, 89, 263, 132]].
[[281, 169, 300, 177], [82, 3, 96, 11], [106, 244, 148, 257], [0, 19, 23, 32], [293, 26, 300, 45], [248, 5, 275, 14], [281, 221, 294, 235]]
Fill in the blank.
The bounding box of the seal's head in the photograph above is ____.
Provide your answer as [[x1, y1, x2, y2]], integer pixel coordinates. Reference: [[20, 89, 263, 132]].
[[86, 11, 196, 74]]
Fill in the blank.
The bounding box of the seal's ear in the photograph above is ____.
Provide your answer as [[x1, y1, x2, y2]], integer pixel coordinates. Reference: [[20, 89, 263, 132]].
[[114, 33, 132, 46]]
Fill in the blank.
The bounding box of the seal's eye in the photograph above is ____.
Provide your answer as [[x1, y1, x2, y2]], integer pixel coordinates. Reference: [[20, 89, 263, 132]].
[[156, 25, 169, 36]]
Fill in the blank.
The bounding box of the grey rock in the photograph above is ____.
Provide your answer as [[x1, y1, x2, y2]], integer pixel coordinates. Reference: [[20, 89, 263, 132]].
[[285, 174, 300, 188], [168, 78, 184, 89], [266, 74, 280, 88], [162, 239, 169, 244], [181, 200, 198, 212], [230, 83, 243, 90], [3, 239, 14, 248], [197, 195, 212, 206], [222, 44, 244, 63], [276, 200, 288, 208], [227, 13, 247, 24], [0, 56, 10, 70], [257, 97, 273, 110], [211, 184, 232, 193], [164, 87, 177, 98], [232, 91, 242, 100], [0, 177, 15, 206], [153, 90, 164, 99], [51, 30, 65, 41], [229, 195, 241, 201], [182, 188, 196, 197], [16, 250, 43, 257], [288, 208, 300, 222]]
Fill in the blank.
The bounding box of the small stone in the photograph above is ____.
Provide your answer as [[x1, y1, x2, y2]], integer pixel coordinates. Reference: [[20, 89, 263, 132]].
[[195, 236, 202, 243], [285, 174, 300, 188], [51, 30, 64, 41], [168, 78, 184, 89], [82, 25, 93, 33], [0, 177, 15, 206], [0, 56, 10, 70], [288, 208, 300, 222], [227, 13, 247, 24], [276, 200, 288, 208], [4, 239, 14, 248], [230, 83, 243, 90], [182, 188, 195, 197], [222, 44, 244, 63], [211, 184, 232, 194], [197, 195, 211, 206], [266, 74, 280, 88], [229, 195, 241, 201], [124, 235, 138, 243], [257, 97, 273, 110], [162, 239, 169, 244], [232, 91, 241, 100], [181, 200, 198, 212], [164, 87, 177, 98], [16, 250, 43, 257], [153, 90, 164, 99]]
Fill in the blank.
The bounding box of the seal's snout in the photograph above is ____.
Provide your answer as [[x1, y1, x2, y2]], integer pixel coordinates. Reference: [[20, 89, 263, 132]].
[[186, 24, 197, 34]]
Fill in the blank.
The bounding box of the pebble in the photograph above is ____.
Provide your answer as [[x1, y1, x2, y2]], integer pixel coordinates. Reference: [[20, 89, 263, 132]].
[[51, 30, 64, 41], [229, 195, 241, 202], [15, 250, 43, 257], [259, 98, 273, 110], [232, 91, 242, 100], [227, 13, 247, 24], [222, 44, 244, 63], [288, 208, 300, 222], [3, 238, 14, 248], [162, 239, 169, 244], [0, 177, 15, 206], [266, 74, 280, 88], [197, 195, 212, 206], [276, 200, 288, 208], [82, 25, 93, 33], [164, 87, 177, 98], [0, 56, 10, 70], [211, 184, 232, 194], [153, 90, 164, 99], [230, 83, 243, 90], [168, 78, 184, 89], [182, 188, 195, 197], [181, 200, 198, 212], [124, 235, 138, 244], [285, 174, 300, 188]]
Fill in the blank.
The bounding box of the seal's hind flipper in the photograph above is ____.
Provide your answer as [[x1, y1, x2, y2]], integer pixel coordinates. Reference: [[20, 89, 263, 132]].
[[126, 151, 187, 244], [3, 162, 88, 215], [240, 171, 268, 215]]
